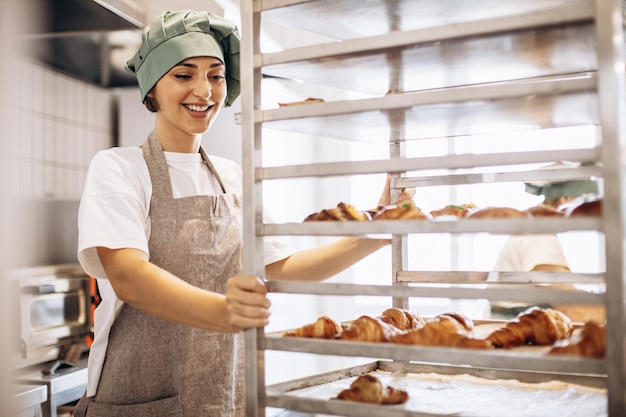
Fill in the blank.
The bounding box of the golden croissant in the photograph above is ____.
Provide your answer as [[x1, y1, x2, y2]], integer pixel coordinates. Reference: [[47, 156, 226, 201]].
[[339, 315, 402, 343], [283, 316, 343, 339], [334, 374, 409, 405], [487, 307, 573, 348], [549, 321, 605, 358], [389, 312, 491, 349], [378, 307, 425, 331]]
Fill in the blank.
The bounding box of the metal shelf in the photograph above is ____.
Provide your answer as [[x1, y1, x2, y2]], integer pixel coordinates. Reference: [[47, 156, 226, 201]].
[[260, 217, 602, 236], [241, 0, 626, 415], [261, 19, 595, 96], [259, 74, 597, 142], [260, 148, 599, 179], [266, 280, 604, 306], [261, 0, 593, 40], [263, 337, 606, 375]]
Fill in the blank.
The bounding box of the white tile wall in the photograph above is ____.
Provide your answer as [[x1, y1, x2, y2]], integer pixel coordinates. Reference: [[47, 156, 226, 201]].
[[15, 58, 114, 200]]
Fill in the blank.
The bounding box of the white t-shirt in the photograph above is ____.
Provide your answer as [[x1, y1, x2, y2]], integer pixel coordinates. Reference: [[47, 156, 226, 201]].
[[493, 234, 569, 272], [77, 145, 295, 396]]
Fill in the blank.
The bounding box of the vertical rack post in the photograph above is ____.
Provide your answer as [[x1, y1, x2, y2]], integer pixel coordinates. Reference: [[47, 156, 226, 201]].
[[241, 1, 266, 416], [594, 0, 626, 414]]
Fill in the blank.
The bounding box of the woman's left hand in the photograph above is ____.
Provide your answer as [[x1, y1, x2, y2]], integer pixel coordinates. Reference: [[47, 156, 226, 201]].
[[377, 174, 416, 206]]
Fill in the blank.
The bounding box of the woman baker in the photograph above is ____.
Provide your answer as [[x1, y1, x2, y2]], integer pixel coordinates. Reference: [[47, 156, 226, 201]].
[[74, 10, 408, 416]]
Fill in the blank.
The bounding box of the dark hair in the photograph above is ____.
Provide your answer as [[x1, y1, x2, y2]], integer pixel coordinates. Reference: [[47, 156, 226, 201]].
[[143, 95, 158, 112]]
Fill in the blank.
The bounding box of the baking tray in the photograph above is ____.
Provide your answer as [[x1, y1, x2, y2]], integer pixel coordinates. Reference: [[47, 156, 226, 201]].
[[265, 361, 606, 417]]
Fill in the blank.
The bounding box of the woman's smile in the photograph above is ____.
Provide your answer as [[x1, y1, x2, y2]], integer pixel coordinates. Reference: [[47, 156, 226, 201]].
[[183, 103, 212, 112]]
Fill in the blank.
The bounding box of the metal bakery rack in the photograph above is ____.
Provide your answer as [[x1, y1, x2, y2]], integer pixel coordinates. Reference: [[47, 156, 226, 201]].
[[240, 0, 626, 416]]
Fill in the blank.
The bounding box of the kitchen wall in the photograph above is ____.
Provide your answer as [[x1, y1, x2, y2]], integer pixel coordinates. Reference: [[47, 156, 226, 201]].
[[10, 57, 113, 267]]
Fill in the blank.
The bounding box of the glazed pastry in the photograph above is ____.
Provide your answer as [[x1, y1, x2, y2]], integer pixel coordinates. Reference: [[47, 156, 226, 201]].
[[566, 199, 602, 217], [379, 307, 425, 330], [389, 313, 491, 349], [303, 202, 371, 222], [549, 321, 605, 358], [468, 206, 529, 219], [278, 97, 325, 107], [283, 316, 343, 339], [486, 307, 573, 348], [334, 374, 409, 405], [525, 204, 565, 217], [372, 200, 428, 220], [338, 201, 371, 221], [430, 203, 476, 218], [340, 315, 402, 342]]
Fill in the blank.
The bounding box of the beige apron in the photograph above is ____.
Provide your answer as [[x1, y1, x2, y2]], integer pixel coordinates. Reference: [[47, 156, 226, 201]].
[[75, 131, 244, 417]]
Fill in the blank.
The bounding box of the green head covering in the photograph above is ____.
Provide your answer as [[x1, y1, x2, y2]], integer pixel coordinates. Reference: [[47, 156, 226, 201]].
[[125, 10, 240, 107], [525, 179, 599, 200]]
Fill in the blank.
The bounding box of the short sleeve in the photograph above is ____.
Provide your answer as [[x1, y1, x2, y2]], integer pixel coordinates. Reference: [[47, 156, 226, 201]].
[[77, 148, 151, 279]]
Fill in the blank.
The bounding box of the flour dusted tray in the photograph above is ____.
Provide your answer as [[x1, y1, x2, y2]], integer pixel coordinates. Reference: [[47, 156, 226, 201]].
[[265, 361, 606, 417]]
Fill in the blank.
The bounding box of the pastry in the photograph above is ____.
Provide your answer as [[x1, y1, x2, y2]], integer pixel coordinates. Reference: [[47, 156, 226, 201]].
[[339, 315, 402, 343], [372, 200, 428, 220], [304, 202, 371, 222], [430, 203, 476, 218], [566, 199, 602, 217], [389, 313, 491, 349], [468, 206, 529, 219], [283, 316, 343, 339], [379, 307, 425, 330], [549, 321, 605, 358], [334, 374, 409, 405], [524, 204, 565, 217], [337, 201, 371, 221], [278, 97, 325, 107], [486, 307, 573, 348]]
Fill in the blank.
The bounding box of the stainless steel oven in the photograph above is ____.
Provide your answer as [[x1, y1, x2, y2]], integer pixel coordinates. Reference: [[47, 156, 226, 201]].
[[9, 264, 93, 369]]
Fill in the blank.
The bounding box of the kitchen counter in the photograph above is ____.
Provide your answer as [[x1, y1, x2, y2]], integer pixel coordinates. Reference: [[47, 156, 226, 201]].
[[9, 384, 47, 417], [14, 355, 88, 417]]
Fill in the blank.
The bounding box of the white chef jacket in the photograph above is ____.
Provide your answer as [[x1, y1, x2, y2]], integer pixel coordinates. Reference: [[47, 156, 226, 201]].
[[493, 234, 569, 272], [77, 146, 295, 396]]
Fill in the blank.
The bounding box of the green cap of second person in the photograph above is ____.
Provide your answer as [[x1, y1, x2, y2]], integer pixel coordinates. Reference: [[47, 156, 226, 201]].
[[125, 10, 241, 107], [524, 179, 599, 200]]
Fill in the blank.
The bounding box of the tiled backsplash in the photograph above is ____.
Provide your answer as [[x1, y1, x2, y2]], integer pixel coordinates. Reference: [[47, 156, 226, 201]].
[[14, 58, 113, 200]]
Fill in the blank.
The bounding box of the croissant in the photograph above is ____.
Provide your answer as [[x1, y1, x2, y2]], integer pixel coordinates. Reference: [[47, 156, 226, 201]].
[[389, 313, 491, 349], [549, 321, 605, 358], [303, 202, 371, 222], [468, 206, 529, 219], [283, 316, 343, 339], [334, 374, 409, 405], [524, 204, 564, 218], [487, 307, 573, 348], [372, 200, 428, 220], [429, 203, 476, 218], [339, 315, 401, 342], [379, 307, 425, 331], [567, 199, 602, 217]]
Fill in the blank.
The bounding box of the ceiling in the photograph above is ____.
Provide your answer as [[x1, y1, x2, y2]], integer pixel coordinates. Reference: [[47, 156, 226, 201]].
[[16, 0, 146, 88]]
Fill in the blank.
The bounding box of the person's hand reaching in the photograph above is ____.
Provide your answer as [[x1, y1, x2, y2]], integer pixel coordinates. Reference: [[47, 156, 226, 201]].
[[377, 174, 416, 206]]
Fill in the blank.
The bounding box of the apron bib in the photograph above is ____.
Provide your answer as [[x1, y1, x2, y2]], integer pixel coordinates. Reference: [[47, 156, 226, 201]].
[[75, 131, 244, 417]]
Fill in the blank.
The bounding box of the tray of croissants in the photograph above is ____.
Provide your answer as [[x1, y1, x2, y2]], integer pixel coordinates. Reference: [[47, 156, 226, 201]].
[[269, 307, 607, 416], [272, 368, 606, 416], [280, 306, 605, 357], [303, 197, 602, 222]]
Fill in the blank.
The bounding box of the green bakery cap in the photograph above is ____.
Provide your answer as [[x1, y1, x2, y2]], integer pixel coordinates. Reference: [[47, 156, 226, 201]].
[[125, 10, 240, 107], [525, 179, 599, 200]]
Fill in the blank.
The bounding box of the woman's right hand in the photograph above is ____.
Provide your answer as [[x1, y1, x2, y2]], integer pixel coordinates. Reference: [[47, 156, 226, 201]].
[[224, 275, 271, 331]]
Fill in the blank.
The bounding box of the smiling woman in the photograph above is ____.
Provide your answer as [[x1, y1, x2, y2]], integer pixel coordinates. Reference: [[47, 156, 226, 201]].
[[73, 9, 398, 417]]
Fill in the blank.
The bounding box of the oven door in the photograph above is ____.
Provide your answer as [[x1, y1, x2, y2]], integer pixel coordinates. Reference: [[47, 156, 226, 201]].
[[11, 264, 92, 363]]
